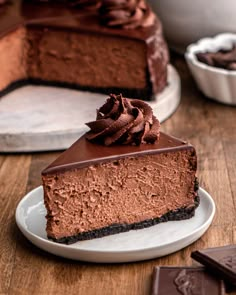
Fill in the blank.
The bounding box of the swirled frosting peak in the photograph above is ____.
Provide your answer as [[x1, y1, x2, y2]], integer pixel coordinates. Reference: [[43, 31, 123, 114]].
[[99, 0, 156, 29], [86, 94, 160, 146]]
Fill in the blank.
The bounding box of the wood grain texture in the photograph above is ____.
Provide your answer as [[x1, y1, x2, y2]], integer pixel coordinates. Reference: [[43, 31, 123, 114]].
[[0, 155, 31, 294], [1, 55, 236, 295]]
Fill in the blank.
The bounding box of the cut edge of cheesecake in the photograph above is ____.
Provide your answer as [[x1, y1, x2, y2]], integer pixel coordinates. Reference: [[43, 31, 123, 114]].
[[42, 132, 199, 244]]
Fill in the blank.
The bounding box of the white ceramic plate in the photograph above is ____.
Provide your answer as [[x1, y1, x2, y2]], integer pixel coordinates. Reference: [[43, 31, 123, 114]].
[[0, 65, 180, 152], [15, 187, 215, 263]]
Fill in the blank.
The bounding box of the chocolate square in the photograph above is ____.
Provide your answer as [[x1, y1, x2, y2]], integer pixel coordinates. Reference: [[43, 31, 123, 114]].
[[191, 245, 236, 286], [151, 266, 225, 295]]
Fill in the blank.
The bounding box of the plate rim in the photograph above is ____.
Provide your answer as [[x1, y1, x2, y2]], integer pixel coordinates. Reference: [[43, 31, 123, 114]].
[[15, 186, 215, 255]]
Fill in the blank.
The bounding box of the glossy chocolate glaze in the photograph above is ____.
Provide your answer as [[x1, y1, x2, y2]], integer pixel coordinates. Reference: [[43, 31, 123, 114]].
[[0, 0, 169, 97], [42, 132, 194, 175]]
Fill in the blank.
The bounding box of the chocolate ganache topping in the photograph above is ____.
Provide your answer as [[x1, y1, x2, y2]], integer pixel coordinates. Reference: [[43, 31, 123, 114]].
[[86, 94, 160, 146], [99, 0, 156, 29]]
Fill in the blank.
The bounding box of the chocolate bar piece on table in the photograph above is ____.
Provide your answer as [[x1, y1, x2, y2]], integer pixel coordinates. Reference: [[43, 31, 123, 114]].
[[151, 266, 225, 295]]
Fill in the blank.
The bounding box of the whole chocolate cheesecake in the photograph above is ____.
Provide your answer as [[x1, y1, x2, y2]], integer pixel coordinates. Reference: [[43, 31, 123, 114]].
[[0, 0, 169, 100], [42, 94, 199, 244]]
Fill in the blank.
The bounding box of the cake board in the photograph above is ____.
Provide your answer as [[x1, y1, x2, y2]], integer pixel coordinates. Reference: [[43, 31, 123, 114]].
[[0, 65, 181, 152]]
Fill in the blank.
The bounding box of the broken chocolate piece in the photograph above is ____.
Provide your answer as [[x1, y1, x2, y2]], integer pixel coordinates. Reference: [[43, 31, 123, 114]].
[[191, 245, 236, 286], [151, 266, 225, 295]]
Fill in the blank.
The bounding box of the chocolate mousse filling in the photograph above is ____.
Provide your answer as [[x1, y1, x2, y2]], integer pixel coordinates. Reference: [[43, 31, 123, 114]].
[[52, 180, 199, 245]]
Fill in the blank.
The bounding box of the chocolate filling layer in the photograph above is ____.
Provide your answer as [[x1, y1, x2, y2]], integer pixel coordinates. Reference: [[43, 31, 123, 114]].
[[50, 193, 200, 244]]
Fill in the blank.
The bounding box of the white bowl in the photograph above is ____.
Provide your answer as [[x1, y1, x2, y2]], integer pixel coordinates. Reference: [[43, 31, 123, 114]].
[[185, 33, 236, 105], [148, 0, 236, 52]]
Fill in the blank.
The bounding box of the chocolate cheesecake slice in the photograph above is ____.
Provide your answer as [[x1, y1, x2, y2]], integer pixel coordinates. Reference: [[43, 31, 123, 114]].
[[0, 0, 168, 100], [42, 94, 199, 244]]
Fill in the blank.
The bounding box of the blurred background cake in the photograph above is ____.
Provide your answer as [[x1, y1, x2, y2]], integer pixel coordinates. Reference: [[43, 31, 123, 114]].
[[0, 0, 169, 101]]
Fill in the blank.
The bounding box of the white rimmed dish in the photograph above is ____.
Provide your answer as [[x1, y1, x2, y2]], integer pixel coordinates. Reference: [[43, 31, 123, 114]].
[[185, 33, 236, 105], [15, 186, 215, 263]]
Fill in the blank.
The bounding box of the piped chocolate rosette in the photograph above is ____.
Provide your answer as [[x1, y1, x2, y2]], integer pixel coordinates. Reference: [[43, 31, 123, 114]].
[[86, 94, 160, 146], [99, 0, 156, 29]]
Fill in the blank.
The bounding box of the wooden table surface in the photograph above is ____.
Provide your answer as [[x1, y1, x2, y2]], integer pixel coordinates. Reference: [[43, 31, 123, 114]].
[[0, 55, 236, 295]]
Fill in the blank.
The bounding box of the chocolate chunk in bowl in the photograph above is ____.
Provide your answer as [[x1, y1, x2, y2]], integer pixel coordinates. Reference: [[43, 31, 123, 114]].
[[185, 33, 236, 105], [196, 46, 236, 71]]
